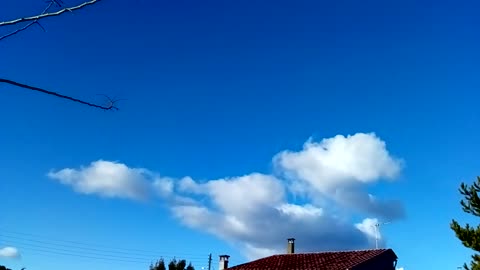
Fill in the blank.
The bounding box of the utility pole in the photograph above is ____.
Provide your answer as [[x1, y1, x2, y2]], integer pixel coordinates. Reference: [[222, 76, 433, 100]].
[[373, 221, 391, 249], [208, 253, 212, 270]]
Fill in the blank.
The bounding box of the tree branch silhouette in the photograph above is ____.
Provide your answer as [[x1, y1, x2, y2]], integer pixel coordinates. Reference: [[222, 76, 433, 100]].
[[0, 0, 101, 27], [0, 78, 119, 111], [0, 1, 54, 41], [1, 1, 121, 110]]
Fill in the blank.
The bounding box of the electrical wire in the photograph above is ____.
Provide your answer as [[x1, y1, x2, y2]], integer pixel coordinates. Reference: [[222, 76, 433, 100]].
[[0, 234, 207, 260], [19, 248, 208, 266], [0, 228, 212, 266], [0, 228, 206, 258]]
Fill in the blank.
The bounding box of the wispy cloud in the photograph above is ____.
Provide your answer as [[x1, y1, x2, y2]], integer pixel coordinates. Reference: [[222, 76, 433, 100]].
[[0, 246, 20, 258], [47, 132, 405, 259]]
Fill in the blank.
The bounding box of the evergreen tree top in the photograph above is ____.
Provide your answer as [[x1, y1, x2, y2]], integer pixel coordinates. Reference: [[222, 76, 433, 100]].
[[451, 176, 480, 270]]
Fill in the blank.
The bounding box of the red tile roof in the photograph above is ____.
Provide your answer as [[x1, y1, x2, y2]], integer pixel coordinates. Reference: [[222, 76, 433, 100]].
[[228, 249, 396, 270]]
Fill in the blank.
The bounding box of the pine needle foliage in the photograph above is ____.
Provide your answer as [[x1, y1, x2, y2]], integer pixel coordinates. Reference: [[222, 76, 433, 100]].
[[451, 176, 480, 270]]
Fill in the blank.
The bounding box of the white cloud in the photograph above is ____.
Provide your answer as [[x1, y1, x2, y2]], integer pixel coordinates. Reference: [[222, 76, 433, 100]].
[[153, 177, 175, 197], [275, 133, 401, 189], [274, 133, 405, 220], [397, 268, 404, 270], [355, 217, 379, 240], [48, 160, 153, 201], [276, 203, 323, 219], [0, 247, 20, 258], [206, 174, 285, 218], [48, 133, 405, 260], [172, 173, 377, 260]]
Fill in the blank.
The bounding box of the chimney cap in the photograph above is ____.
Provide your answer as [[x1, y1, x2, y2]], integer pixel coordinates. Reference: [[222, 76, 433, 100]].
[[287, 238, 295, 243], [219, 255, 230, 260]]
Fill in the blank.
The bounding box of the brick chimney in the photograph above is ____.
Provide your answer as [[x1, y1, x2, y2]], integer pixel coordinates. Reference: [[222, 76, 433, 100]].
[[287, 238, 295, 254], [219, 255, 230, 270]]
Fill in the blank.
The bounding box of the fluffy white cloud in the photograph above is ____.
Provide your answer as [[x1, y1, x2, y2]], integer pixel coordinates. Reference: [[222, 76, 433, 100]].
[[397, 268, 404, 270], [173, 173, 378, 259], [274, 133, 405, 220], [48, 160, 153, 201], [48, 133, 405, 260], [0, 246, 20, 258], [275, 133, 401, 188]]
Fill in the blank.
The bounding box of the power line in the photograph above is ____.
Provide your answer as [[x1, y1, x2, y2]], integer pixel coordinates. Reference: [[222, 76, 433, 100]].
[[0, 228, 205, 257], [9, 241, 198, 262], [22, 249, 208, 267], [8, 246, 209, 266], [1, 234, 155, 257], [0, 234, 206, 260], [14, 247, 150, 264], [0, 228, 213, 267]]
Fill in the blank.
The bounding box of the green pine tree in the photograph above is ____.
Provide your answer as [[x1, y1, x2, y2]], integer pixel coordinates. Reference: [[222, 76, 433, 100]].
[[186, 262, 195, 270], [168, 258, 177, 270], [175, 260, 187, 270], [451, 176, 480, 270], [150, 257, 194, 270], [157, 259, 167, 270], [150, 259, 167, 270]]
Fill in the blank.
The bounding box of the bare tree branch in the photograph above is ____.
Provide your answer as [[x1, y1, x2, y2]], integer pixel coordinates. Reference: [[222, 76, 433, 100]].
[[0, 21, 37, 41], [0, 1, 54, 41], [0, 0, 101, 27], [0, 78, 119, 111], [0, 1, 122, 111], [51, 0, 65, 7]]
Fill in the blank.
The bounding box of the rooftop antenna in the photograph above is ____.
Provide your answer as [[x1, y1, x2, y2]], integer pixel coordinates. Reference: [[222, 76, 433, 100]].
[[372, 221, 390, 249]]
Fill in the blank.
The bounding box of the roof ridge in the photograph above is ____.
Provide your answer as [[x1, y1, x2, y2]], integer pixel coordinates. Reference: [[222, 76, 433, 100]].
[[228, 249, 394, 270]]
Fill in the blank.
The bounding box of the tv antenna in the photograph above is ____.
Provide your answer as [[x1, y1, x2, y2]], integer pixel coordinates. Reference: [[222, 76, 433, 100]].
[[372, 221, 391, 249]]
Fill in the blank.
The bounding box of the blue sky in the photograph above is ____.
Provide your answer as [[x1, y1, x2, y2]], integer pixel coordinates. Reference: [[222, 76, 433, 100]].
[[1, 0, 480, 269]]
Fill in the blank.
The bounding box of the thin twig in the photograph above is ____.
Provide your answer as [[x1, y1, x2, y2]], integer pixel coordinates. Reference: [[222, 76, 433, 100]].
[[0, 78, 119, 111], [0, 0, 101, 27], [0, 21, 37, 41], [0, 1, 53, 41], [51, 0, 65, 7], [36, 21, 47, 32]]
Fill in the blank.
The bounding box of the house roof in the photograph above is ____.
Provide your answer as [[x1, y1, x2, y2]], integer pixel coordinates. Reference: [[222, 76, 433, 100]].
[[228, 249, 397, 270]]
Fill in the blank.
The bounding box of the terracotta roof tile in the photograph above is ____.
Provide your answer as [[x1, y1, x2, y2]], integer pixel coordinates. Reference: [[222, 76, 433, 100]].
[[228, 249, 395, 270]]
